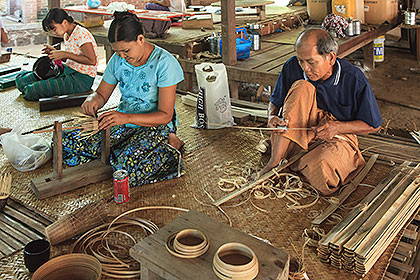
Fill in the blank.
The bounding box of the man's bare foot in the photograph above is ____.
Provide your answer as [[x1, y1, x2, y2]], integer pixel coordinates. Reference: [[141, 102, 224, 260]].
[[169, 133, 185, 151], [259, 158, 283, 177]]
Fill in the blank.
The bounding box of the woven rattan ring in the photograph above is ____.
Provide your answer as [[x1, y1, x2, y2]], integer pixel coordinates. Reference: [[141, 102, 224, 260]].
[[213, 243, 259, 280], [166, 229, 209, 258]]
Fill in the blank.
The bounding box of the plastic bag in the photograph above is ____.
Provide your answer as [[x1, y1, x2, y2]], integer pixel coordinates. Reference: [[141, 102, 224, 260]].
[[193, 63, 234, 129], [0, 129, 52, 172]]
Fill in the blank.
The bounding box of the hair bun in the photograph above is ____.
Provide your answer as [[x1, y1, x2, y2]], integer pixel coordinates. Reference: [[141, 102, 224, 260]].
[[113, 11, 136, 20]]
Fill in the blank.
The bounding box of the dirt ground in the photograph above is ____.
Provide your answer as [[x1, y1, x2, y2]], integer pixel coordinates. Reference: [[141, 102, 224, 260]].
[[349, 29, 420, 134]]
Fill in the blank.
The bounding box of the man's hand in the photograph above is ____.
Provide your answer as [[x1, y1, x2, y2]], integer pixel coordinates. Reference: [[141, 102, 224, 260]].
[[98, 111, 130, 130], [42, 44, 56, 55], [48, 50, 67, 61], [313, 119, 340, 140], [268, 115, 288, 134]]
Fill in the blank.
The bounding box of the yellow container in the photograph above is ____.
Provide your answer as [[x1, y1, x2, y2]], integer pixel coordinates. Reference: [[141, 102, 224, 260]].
[[332, 0, 365, 22], [373, 35, 385, 62]]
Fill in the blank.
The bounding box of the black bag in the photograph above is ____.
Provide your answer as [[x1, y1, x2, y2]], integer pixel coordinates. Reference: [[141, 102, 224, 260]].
[[33, 56, 64, 80]]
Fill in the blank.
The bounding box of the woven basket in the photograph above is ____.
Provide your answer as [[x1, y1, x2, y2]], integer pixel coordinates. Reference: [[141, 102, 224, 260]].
[[32, 253, 101, 280], [45, 201, 112, 245]]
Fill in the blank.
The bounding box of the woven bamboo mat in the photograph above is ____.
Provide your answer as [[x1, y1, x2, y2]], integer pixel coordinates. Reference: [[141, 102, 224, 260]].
[[0, 70, 401, 279]]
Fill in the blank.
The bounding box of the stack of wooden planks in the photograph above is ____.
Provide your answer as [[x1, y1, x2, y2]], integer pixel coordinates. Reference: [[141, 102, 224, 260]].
[[0, 199, 52, 257], [318, 162, 420, 277]]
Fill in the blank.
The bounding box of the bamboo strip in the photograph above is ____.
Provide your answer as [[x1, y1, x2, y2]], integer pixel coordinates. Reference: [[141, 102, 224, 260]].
[[319, 162, 411, 248], [312, 154, 378, 226], [342, 166, 419, 254], [212, 142, 321, 207]]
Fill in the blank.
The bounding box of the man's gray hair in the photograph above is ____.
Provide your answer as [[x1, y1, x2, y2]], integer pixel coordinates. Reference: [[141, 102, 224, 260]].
[[295, 28, 339, 56]]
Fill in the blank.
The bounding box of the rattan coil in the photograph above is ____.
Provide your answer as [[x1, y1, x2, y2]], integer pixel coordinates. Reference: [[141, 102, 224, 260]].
[[213, 242, 259, 280]]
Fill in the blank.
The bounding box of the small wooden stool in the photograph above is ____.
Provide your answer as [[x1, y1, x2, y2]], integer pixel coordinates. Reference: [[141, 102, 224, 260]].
[[130, 210, 290, 280]]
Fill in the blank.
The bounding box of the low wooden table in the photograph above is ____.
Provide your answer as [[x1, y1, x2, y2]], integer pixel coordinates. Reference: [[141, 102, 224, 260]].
[[399, 24, 420, 63], [129, 210, 290, 280], [211, 0, 275, 21]]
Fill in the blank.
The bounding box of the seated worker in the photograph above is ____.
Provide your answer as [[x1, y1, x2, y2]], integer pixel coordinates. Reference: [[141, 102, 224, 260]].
[[145, 0, 186, 13], [259, 28, 382, 195], [15, 8, 98, 101], [0, 18, 9, 52], [62, 11, 185, 187]]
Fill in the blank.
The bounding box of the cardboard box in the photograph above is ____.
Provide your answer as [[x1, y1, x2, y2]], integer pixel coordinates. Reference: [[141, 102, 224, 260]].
[[364, 0, 398, 25], [182, 14, 214, 29]]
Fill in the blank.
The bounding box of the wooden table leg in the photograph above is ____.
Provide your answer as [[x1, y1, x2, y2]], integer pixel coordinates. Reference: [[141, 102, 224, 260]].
[[100, 128, 110, 165], [53, 121, 63, 179], [363, 42, 375, 70], [416, 27, 420, 63], [256, 5, 266, 21], [229, 80, 239, 99], [141, 265, 164, 280]]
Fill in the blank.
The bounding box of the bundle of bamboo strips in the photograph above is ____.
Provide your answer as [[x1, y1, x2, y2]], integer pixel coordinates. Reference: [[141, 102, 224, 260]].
[[0, 173, 12, 198], [0, 173, 12, 211], [318, 162, 420, 276], [358, 134, 420, 165]]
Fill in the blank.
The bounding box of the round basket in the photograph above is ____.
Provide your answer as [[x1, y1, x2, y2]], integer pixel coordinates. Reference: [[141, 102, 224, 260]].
[[213, 243, 259, 280], [32, 253, 102, 280]]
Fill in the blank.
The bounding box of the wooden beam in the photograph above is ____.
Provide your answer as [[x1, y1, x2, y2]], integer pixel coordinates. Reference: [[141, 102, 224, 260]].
[[30, 159, 113, 199], [221, 0, 237, 65], [338, 21, 398, 58], [39, 92, 91, 112]]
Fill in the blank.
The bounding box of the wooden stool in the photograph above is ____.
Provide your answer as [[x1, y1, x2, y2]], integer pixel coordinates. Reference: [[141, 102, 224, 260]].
[[129, 210, 290, 280], [30, 121, 113, 199]]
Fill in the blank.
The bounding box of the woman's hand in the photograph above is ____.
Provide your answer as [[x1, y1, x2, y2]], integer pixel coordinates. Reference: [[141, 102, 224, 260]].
[[81, 95, 101, 116], [98, 111, 130, 130], [42, 44, 55, 55], [48, 50, 67, 61]]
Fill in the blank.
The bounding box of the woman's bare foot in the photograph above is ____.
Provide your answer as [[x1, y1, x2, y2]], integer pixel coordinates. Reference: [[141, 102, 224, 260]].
[[169, 133, 185, 150]]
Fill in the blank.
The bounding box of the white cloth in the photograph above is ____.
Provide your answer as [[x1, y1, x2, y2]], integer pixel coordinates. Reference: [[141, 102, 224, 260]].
[[169, 0, 185, 13]]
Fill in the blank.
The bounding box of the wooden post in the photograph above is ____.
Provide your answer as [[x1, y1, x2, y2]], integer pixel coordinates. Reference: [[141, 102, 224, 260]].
[[101, 128, 111, 165], [53, 121, 63, 179], [363, 42, 375, 70], [221, 0, 237, 66], [416, 27, 420, 63]]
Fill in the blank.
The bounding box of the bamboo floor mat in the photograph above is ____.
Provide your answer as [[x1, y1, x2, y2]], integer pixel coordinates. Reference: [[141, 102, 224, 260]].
[[0, 61, 411, 279]]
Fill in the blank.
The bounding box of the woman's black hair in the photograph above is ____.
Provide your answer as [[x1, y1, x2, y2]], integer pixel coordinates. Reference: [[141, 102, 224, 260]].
[[42, 8, 75, 32], [108, 11, 144, 43]]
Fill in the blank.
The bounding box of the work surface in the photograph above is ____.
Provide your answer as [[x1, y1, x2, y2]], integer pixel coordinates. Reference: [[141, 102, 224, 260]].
[[0, 55, 413, 280], [130, 210, 289, 279]]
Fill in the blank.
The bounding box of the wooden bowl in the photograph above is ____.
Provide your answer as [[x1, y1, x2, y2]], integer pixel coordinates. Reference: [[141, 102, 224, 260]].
[[32, 253, 101, 280]]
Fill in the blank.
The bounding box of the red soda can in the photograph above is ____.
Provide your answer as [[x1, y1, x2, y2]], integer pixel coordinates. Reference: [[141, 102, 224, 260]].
[[113, 170, 130, 204]]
